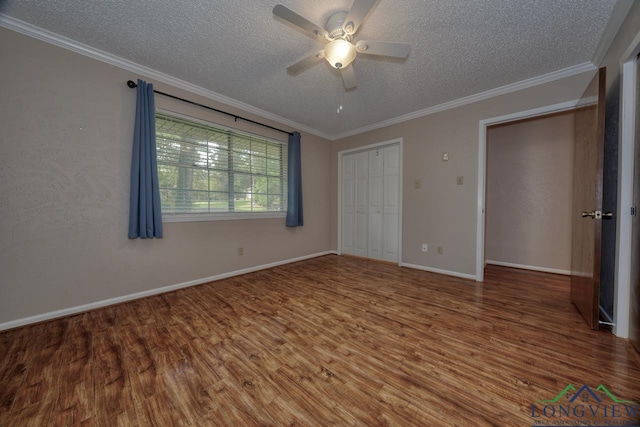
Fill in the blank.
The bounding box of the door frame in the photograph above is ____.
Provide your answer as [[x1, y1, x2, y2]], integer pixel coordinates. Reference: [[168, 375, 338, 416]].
[[337, 138, 404, 265], [475, 27, 640, 338], [475, 100, 580, 282], [614, 30, 640, 338]]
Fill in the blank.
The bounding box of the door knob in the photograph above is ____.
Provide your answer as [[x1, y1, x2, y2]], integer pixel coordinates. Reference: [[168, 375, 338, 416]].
[[581, 211, 614, 219]]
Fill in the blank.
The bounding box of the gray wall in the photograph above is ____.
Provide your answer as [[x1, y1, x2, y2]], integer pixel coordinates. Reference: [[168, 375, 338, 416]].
[[3, 1, 640, 328], [330, 72, 594, 277], [485, 111, 575, 273], [0, 28, 333, 326]]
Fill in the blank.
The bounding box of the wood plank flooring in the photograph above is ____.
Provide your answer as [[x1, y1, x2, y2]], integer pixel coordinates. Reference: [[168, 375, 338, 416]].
[[1, 255, 639, 426]]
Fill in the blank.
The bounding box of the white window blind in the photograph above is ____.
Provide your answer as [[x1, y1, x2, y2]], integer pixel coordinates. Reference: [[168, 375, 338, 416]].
[[155, 112, 287, 215]]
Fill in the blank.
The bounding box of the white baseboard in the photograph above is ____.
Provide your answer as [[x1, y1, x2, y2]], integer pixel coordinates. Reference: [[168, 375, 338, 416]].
[[399, 263, 477, 281], [485, 260, 571, 276], [0, 251, 336, 331]]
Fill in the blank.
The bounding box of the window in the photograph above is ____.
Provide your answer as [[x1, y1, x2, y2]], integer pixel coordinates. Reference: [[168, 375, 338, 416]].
[[155, 112, 287, 219]]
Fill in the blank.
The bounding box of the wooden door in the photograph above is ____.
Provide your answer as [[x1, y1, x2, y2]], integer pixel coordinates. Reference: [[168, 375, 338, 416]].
[[571, 68, 606, 330], [630, 55, 640, 352]]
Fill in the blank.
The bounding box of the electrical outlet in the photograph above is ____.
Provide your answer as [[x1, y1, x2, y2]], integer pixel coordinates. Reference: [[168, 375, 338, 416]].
[[442, 152, 449, 162], [238, 247, 244, 256], [456, 176, 463, 185], [437, 246, 444, 254], [422, 244, 428, 252]]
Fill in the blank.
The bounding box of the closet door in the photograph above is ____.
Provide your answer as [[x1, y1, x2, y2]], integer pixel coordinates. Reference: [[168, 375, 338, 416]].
[[354, 151, 369, 257], [368, 149, 384, 260], [341, 153, 356, 255], [340, 143, 401, 263], [382, 145, 400, 262]]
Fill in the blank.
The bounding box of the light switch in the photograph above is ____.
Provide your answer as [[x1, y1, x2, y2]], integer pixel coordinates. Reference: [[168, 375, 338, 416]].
[[457, 176, 463, 185], [414, 179, 421, 189]]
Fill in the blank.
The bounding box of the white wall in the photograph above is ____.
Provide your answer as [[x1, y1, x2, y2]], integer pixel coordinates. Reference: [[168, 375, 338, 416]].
[[0, 27, 333, 327], [485, 111, 575, 273]]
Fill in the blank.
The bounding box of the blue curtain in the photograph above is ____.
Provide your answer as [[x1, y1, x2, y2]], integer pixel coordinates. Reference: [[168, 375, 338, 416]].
[[286, 131, 303, 227], [128, 79, 163, 239]]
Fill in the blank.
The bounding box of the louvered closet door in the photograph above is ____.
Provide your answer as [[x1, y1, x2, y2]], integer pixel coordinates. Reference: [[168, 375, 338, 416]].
[[354, 151, 369, 257], [368, 149, 384, 260], [382, 145, 400, 262], [341, 153, 356, 255]]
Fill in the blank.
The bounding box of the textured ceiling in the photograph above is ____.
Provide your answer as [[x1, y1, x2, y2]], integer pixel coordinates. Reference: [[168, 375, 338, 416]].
[[0, 0, 618, 138]]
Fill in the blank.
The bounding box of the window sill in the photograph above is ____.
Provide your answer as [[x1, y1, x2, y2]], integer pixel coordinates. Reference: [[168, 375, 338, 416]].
[[162, 212, 286, 223]]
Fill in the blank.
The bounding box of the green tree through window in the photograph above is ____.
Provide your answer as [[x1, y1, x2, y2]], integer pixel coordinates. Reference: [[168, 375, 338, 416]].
[[155, 113, 287, 214]]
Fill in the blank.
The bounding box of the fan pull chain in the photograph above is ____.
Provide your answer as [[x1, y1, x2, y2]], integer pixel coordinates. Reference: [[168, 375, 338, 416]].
[[336, 78, 344, 114]]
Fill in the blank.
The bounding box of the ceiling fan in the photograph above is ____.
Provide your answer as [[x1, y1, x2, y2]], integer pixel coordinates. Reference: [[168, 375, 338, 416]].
[[273, 0, 411, 90]]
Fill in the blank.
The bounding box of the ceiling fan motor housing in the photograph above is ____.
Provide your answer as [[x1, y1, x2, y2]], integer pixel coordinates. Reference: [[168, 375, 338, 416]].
[[326, 11, 348, 40]]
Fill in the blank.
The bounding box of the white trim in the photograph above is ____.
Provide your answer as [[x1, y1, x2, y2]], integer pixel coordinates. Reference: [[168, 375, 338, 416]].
[[476, 100, 581, 282], [0, 15, 597, 142], [163, 212, 286, 223], [613, 31, 640, 338], [332, 63, 596, 140], [485, 260, 571, 276], [337, 149, 343, 255], [591, 0, 635, 66], [397, 141, 404, 265], [338, 139, 403, 155], [0, 14, 330, 141], [337, 139, 403, 265], [0, 251, 335, 332], [400, 263, 476, 281]]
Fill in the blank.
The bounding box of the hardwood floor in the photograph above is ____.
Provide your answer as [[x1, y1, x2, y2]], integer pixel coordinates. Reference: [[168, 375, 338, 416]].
[[1, 255, 639, 426]]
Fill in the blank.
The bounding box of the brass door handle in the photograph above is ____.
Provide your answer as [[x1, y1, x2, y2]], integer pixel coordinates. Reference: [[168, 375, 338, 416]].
[[582, 211, 596, 218]]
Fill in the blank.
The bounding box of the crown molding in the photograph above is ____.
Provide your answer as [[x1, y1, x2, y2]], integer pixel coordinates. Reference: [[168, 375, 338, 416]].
[[331, 62, 597, 140], [591, 0, 634, 66], [0, 14, 332, 141], [0, 14, 600, 142]]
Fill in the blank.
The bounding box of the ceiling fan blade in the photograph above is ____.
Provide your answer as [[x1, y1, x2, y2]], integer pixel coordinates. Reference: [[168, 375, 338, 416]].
[[273, 5, 329, 40], [287, 51, 325, 75], [343, 0, 378, 35], [341, 65, 357, 90], [355, 40, 411, 58]]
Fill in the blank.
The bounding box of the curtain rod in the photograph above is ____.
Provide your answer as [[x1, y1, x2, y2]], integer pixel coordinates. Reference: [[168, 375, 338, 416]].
[[126, 80, 294, 136]]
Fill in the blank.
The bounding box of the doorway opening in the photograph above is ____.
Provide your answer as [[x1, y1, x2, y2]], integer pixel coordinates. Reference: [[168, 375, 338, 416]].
[[484, 110, 576, 277], [476, 100, 578, 282]]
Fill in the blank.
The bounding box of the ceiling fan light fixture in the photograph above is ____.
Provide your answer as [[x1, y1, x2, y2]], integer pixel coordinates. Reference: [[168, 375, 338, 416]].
[[324, 39, 356, 69]]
